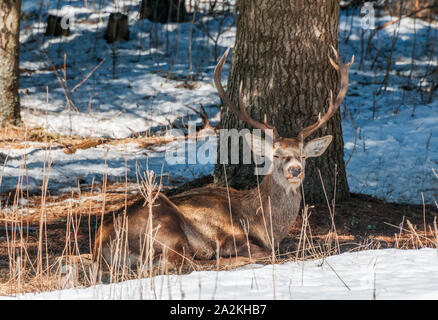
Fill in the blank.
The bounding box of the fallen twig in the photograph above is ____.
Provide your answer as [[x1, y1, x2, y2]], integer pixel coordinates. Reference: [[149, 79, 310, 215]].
[[71, 58, 106, 93], [376, 5, 438, 31]]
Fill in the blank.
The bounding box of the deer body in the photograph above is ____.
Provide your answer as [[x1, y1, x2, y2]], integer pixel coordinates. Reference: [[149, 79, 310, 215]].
[[172, 172, 301, 259], [93, 48, 353, 269], [94, 173, 300, 267]]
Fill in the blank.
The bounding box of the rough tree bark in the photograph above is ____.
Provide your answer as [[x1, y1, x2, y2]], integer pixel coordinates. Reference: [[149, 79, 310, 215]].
[[139, 0, 187, 23], [45, 15, 70, 37], [0, 0, 21, 125], [214, 0, 349, 203], [104, 13, 130, 43]]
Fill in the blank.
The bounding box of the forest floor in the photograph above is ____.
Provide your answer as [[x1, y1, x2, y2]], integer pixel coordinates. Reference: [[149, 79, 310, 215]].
[[1, 0, 437, 297], [1, 174, 436, 295], [2, 0, 436, 204]]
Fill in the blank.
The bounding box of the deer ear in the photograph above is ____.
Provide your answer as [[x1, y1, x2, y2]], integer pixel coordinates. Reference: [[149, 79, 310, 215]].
[[244, 133, 273, 158], [303, 135, 333, 158]]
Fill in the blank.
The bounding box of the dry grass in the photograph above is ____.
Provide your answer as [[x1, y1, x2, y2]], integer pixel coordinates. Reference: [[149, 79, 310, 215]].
[[0, 127, 437, 296], [1, 172, 436, 297], [0, 123, 187, 156], [1, 167, 438, 296]]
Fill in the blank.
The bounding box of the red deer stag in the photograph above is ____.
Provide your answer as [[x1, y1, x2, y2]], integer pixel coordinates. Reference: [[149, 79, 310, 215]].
[[93, 47, 354, 270]]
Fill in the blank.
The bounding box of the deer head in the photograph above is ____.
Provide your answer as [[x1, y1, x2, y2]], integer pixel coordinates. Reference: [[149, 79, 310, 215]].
[[214, 47, 354, 194]]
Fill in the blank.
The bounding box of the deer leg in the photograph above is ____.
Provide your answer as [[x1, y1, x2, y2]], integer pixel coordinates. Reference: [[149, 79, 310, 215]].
[[216, 236, 271, 264], [193, 244, 270, 269], [237, 243, 272, 262], [194, 256, 252, 269]]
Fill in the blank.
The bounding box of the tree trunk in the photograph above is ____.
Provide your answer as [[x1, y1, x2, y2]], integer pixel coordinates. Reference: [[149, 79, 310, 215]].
[[214, 0, 349, 203], [139, 0, 187, 23], [104, 13, 130, 44], [45, 15, 70, 37], [0, 0, 21, 125]]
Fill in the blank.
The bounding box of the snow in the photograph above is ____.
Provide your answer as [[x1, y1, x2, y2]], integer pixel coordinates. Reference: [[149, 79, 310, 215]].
[[4, 249, 438, 300], [2, 2, 438, 202], [0, 0, 437, 301], [0, 140, 214, 195]]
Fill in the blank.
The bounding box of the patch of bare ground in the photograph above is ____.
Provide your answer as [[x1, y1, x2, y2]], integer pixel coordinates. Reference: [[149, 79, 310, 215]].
[[0, 175, 436, 295]]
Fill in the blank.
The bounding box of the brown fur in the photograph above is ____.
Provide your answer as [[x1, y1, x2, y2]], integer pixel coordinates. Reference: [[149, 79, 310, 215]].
[[93, 194, 194, 269]]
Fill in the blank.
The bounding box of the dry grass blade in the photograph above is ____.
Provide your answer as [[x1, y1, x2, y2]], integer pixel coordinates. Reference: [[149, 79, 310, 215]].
[[323, 259, 351, 291]]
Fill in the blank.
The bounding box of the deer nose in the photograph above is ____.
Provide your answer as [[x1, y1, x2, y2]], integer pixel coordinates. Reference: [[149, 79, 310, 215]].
[[289, 167, 301, 178]]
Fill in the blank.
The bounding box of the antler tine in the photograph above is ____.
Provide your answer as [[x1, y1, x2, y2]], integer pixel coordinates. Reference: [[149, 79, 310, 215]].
[[214, 48, 278, 139], [298, 47, 354, 141], [185, 104, 214, 130]]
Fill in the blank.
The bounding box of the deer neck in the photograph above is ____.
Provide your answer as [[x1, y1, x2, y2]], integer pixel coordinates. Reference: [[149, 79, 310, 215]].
[[243, 174, 302, 245]]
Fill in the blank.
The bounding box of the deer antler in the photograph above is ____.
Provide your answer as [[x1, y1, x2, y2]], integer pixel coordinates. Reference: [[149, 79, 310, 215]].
[[298, 46, 354, 141], [214, 48, 279, 139], [185, 104, 216, 131]]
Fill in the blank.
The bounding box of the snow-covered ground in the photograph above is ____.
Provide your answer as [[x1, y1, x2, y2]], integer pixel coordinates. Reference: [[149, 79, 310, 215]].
[[0, 0, 437, 204], [4, 249, 438, 300], [0, 1, 437, 301]]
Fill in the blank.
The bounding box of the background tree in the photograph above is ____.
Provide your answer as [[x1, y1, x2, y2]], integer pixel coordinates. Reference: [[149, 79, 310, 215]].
[[214, 0, 349, 203], [0, 0, 21, 125]]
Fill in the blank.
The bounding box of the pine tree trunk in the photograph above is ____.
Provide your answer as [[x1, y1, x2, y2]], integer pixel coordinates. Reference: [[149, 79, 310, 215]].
[[0, 0, 21, 125], [214, 0, 349, 203]]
